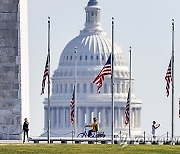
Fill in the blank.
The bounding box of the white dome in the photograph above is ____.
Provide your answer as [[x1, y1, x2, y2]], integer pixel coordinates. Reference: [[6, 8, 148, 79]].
[[58, 33, 128, 68], [52, 0, 129, 80], [54, 32, 129, 81], [43, 0, 142, 138]]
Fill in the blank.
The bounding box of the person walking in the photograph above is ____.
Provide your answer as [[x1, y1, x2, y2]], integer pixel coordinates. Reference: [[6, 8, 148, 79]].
[[23, 118, 29, 143]]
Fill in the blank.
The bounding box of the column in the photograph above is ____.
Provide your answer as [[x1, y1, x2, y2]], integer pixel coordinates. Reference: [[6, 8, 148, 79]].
[[105, 107, 108, 127], [118, 107, 121, 128], [82, 107, 85, 127], [44, 107, 48, 129], [108, 107, 111, 128], [63, 107, 65, 128], [116, 107, 119, 128], [87, 107, 90, 125], [90, 108, 94, 123], [56, 107, 59, 128], [50, 107, 53, 128], [85, 107, 87, 125], [94, 107, 97, 119], [53, 107, 55, 128], [98, 108, 102, 126], [58, 108, 61, 128], [54, 107, 57, 128], [65, 107, 69, 128], [78, 107, 81, 127], [121, 107, 124, 128], [102, 107, 106, 128], [131, 108, 135, 128], [89, 108, 92, 123], [137, 108, 141, 128], [135, 108, 138, 128], [59, 107, 63, 128], [97, 107, 100, 124], [120, 108, 122, 128], [68, 107, 70, 127], [114, 107, 118, 128]]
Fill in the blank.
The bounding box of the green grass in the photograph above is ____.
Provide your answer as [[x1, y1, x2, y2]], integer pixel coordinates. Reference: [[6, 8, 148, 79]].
[[0, 144, 180, 154]]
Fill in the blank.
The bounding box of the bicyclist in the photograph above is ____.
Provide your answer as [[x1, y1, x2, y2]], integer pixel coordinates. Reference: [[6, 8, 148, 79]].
[[86, 117, 99, 137]]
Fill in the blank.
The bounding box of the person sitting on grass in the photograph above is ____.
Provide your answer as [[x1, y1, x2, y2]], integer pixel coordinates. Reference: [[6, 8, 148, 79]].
[[86, 117, 99, 137]]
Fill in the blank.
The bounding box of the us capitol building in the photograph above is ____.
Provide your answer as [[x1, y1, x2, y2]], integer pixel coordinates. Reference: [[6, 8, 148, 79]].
[[43, 0, 142, 137]]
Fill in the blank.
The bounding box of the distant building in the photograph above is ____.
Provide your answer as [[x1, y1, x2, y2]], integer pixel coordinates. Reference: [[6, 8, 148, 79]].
[[43, 0, 142, 137], [0, 0, 29, 140]]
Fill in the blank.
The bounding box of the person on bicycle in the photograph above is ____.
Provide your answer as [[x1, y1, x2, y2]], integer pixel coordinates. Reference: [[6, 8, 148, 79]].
[[86, 117, 99, 137]]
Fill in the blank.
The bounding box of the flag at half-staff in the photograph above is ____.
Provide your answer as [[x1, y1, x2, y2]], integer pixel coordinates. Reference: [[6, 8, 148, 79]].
[[165, 59, 172, 97], [70, 86, 75, 124], [93, 54, 111, 93], [41, 54, 49, 95], [125, 88, 130, 125]]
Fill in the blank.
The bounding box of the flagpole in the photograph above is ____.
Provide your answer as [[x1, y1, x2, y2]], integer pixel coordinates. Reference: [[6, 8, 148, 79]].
[[74, 47, 77, 137], [111, 17, 114, 144], [47, 17, 51, 144], [129, 46, 132, 138], [171, 19, 175, 140]]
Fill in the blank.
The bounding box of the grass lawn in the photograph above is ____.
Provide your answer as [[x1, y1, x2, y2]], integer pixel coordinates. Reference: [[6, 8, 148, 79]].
[[0, 144, 180, 154]]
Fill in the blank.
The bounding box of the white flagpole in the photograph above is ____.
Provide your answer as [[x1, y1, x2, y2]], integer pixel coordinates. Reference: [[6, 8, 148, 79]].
[[47, 17, 51, 144], [171, 19, 175, 140], [74, 47, 77, 137], [129, 47, 132, 138], [111, 17, 114, 144]]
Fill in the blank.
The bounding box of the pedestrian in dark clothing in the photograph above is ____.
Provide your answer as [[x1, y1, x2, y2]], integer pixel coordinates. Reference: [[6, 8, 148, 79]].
[[23, 118, 29, 143]]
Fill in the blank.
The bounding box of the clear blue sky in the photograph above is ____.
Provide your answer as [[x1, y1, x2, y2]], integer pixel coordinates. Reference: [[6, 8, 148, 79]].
[[28, 0, 180, 137]]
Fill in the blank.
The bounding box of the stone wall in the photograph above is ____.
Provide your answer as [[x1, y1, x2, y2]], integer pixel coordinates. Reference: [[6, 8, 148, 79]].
[[0, 0, 21, 140]]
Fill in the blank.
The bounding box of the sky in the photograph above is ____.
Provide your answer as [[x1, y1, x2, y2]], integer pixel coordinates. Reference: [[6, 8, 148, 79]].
[[28, 0, 180, 137]]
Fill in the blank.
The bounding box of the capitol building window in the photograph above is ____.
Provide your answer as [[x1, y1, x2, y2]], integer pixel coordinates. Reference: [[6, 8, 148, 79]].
[[77, 83, 80, 93], [102, 55, 104, 60], [70, 83, 73, 93], [65, 83, 67, 93], [90, 83, 93, 93], [104, 83, 107, 93], [91, 55, 93, 60], [83, 83, 87, 93]]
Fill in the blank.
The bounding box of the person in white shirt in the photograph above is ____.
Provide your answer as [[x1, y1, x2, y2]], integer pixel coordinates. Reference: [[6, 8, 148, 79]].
[[152, 121, 160, 139]]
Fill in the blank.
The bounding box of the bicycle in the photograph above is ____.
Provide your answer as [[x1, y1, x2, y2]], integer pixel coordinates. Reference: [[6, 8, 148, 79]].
[[77, 126, 88, 137], [95, 131, 105, 138], [77, 126, 106, 138]]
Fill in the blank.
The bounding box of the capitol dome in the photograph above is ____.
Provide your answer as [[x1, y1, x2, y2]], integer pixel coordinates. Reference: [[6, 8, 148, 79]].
[[58, 32, 127, 68], [43, 0, 142, 137]]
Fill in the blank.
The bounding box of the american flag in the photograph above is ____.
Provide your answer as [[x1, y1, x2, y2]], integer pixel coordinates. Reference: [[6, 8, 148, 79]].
[[125, 88, 130, 125], [70, 87, 75, 124], [93, 54, 111, 93], [165, 60, 172, 97], [41, 55, 49, 95]]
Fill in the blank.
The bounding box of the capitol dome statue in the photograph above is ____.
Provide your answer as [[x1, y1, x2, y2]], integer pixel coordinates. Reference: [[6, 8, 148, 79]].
[[43, 0, 142, 137]]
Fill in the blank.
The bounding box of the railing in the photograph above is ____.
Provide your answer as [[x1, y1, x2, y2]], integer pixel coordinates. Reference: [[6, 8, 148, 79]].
[[28, 130, 180, 145]]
